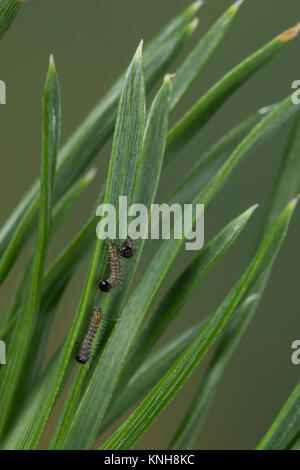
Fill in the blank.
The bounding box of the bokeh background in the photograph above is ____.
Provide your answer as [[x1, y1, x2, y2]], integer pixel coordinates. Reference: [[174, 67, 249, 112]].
[[0, 0, 299, 450]]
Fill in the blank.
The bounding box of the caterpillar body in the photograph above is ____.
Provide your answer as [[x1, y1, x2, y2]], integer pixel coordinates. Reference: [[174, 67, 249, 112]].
[[119, 237, 136, 259], [76, 306, 103, 364], [99, 242, 120, 292]]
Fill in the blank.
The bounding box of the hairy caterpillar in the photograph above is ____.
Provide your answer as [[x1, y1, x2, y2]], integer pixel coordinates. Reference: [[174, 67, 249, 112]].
[[99, 242, 120, 292], [76, 306, 103, 364], [119, 237, 136, 259]]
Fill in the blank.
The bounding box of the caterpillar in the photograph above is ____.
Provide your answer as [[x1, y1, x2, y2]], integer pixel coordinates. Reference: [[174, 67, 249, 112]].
[[119, 237, 136, 259], [76, 306, 103, 364], [98, 242, 120, 292]]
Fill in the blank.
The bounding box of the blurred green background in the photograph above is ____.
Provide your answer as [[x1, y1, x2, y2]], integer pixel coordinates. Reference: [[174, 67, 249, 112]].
[[0, 0, 299, 450]]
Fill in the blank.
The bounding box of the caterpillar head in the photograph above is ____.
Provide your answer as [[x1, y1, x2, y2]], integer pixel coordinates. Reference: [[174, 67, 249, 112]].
[[98, 280, 112, 292], [119, 238, 136, 258], [76, 355, 89, 364]]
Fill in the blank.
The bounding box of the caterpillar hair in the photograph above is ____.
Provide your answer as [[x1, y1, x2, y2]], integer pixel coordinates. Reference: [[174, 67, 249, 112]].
[[99, 242, 120, 292], [76, 306, 103, 364], [119, 237, 136, 259]]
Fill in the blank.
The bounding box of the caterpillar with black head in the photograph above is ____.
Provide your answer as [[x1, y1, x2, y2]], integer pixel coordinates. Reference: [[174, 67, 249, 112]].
[[98, 242, 120, 292], [76, 306, 103, 364], [119, 237, 136, 259]]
